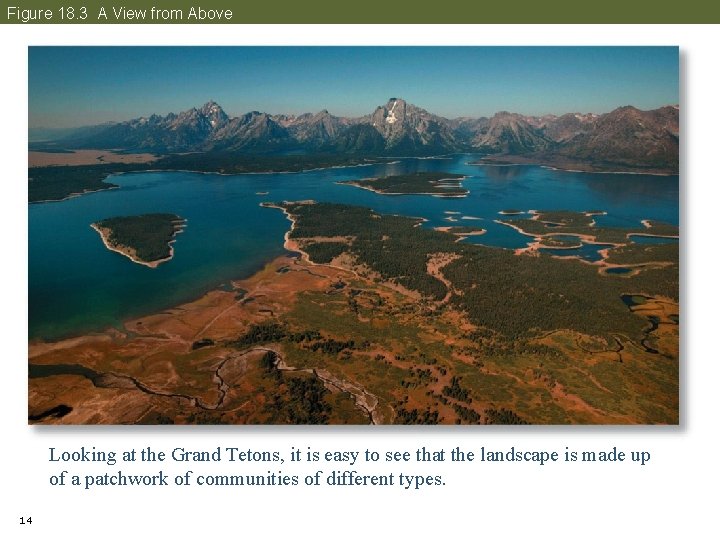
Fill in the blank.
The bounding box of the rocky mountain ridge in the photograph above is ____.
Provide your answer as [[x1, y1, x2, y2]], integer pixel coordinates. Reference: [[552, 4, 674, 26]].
[[52, 98, 679, 173]]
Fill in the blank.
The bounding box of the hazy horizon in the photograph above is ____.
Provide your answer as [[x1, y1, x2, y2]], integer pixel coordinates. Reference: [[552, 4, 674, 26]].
[[29, 46, 679, 129]]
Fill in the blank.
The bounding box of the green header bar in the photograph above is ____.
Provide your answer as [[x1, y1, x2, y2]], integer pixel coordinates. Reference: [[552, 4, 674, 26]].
[[3, 0, 720, 23]]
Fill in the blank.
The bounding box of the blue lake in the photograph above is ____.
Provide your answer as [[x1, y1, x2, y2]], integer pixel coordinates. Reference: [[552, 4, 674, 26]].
[[629, 234, 680, 244], [29, 154, 679, 340], [539, 242, 615, 263], [606, 267, 633, 275]]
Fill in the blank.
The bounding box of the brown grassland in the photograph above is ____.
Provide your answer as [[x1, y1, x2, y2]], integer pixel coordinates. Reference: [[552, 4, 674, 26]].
[[29, 150, 158, 168]]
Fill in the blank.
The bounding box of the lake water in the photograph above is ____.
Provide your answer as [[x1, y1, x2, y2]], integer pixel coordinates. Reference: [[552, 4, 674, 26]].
[[539, 242, 615, 263], [627, 234, 679, 244], [29, 154, 679, 340]]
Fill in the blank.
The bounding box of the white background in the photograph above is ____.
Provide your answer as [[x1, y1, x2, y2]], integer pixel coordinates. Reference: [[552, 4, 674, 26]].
[[1, 24, 715, 539]]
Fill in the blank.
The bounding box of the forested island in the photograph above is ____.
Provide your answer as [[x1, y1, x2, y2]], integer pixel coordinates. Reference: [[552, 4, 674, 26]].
[[338, 172, 468, 197], [91, 213, 186, 268]]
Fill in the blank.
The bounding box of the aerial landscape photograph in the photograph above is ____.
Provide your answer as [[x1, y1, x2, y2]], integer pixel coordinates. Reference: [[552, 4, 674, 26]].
[[28, 46, 679, 425]]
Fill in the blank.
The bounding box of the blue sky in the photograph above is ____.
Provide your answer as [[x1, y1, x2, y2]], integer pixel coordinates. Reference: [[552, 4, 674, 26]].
[[29, 46, 679, 128]]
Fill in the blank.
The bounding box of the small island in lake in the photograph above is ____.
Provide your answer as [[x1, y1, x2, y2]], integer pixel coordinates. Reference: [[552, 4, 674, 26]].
[[338, 172, 469, 197], [91, 213, 187, 268]]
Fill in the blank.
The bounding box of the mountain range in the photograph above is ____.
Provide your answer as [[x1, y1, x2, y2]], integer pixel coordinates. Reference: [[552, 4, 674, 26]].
[[46, 98, 680, 173]]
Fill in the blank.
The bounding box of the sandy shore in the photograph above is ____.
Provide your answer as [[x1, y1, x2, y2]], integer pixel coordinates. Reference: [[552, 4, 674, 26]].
[[434, 226, 487, 242], [260, 202, 313, 261], [339, 181, 468, 198], [628, 233, 680, 240], [91, 219, 186, 268], [337, 177, 470, 198], [434, 226, 486, 236], [539, 165, 676, 177]]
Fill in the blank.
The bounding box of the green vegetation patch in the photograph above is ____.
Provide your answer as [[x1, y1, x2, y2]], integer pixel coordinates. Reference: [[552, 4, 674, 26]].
[[605, 243, 679, 265], [286, 203, 450, 299], [442, 226, 487, 235], [302, 242, 348, 264], [395, 407, 440, 425], [484, 408, 529, 425], [442, 376, 472, 403]]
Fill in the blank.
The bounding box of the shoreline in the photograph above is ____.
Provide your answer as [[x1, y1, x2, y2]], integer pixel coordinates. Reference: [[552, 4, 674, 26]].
[[628, 233, 680, 240], [29, 185, 120, 205], [468, 159, 677, 177], [90, 218, 187, 269], [260, 202, 313, 262]]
